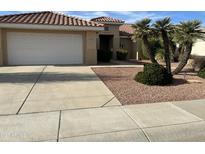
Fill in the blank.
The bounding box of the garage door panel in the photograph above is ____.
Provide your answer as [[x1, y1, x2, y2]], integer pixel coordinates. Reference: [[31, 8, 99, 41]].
[[7, 32, 83, 65]]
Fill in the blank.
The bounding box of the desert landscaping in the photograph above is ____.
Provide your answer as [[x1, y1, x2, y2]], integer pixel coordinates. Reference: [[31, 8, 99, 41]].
[[93, 66, 205, 105]]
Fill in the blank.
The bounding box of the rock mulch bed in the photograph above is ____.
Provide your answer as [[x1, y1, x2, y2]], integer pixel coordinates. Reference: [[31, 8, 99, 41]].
[[92, 67, 205, 105]]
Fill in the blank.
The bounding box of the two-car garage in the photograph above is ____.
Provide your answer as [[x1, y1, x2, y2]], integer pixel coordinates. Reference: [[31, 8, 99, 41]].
[[0, 11, 103, 66], [7, 32, 83, 65]]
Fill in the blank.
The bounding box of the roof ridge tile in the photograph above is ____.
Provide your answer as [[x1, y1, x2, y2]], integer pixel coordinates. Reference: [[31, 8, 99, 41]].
[[91, 16, 124, 24], [0, 11, 103, 27]]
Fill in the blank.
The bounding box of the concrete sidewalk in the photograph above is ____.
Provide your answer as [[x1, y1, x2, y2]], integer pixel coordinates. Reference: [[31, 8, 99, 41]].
[[0, 100, 205, 142]]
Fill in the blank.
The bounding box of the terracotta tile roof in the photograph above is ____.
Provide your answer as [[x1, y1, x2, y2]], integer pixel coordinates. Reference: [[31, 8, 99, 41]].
[[119, 24, 134, 34], [0, 11, 103, 27], [91, 16, 124, 24]]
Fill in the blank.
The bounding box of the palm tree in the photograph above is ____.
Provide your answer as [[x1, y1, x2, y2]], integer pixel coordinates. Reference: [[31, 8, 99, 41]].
[[172, 20, 205, 74], [167, 31, 180, 62], [153, 17, 173, 74], [132, 18, 158, 64]]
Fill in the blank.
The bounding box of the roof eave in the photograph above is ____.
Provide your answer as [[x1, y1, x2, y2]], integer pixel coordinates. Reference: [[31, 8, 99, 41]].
[[96, 21, 124, 25], [0, 23, 104, 31]]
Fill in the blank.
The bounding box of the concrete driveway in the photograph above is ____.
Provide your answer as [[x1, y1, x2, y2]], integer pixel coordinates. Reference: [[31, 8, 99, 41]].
[[0, 66, 120, 115], [0, 66, 205, 141]]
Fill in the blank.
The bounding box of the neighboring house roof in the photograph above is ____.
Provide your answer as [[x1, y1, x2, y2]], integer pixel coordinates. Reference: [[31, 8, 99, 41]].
[[119, 24, 134, 35], [91, 16, 124, 24], [0, 11, 103, 27]]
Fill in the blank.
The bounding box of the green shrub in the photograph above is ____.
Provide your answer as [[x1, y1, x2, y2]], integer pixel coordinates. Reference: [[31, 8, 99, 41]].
[[97, 50, 113, 62], [198, 67, 205, 79], [135, 71, 145, 83], [135, 63, 173, 85], [116, 48, 128, 60]]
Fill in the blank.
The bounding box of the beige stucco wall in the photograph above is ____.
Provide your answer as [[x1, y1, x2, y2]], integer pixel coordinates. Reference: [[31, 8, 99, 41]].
[[97, 24, 121, 59], [131, 42, 137, 59], [192, 39, 205, 56], [0, 28, 98, 65], [0, 29, 3, 65], [120, 37, 137, 59], [84, 31, 97, 64]]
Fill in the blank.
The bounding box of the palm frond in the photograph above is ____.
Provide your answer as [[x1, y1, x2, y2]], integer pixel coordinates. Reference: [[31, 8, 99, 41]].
[[153, 17, 173, 31], [131, 18, 153, 40], [174, 20, 204, 44]]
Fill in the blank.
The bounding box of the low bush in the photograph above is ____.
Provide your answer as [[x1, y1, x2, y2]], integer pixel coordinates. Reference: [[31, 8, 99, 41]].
[[135, 63, 173, 85], [135, 72, 147, 84], [97, 50, 113, 62], [198, 67, 205, 79], [116, 49, 128, 60]]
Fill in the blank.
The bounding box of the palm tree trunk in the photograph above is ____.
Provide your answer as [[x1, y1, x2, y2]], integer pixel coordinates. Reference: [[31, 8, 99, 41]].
[[172, 43, 192, 75], [173, 44, 183, 62], [142, 36, 159, 64], [169, 40, 176, 61], [170, 42, 182, 62], [161, 31, 171, 74]]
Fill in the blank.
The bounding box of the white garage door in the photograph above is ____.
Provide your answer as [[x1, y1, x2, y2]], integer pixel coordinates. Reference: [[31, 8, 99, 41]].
[[7, 32, 83, 65]]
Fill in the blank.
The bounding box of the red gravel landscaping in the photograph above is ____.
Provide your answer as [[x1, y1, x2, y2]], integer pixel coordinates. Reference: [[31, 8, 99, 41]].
[[92, 67, 205, 105]]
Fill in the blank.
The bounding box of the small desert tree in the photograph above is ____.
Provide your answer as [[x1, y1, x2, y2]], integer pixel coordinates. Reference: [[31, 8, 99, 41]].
[[173, 20, 205, 74], [153, 17, 173, 74], [133, 18, 204, 76], [167, 30, 183, 62]]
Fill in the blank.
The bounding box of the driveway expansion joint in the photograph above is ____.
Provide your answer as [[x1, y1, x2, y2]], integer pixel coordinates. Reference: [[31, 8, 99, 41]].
[[170, 102, 204, 120], [0, 104, 122, 117], [101, 96, 115, 107], [59, 128, 141, 140], [57, 110, 62, 142], [141, 119, 205, 130], [16, 66, 47, 114], [120, 107, 151, 142]]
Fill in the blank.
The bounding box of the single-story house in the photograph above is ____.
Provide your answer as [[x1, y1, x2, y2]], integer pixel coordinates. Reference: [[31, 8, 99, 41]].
[[192, 38, 205, 57], [0, 11, 104, 65], [0, 11, 137, 66]]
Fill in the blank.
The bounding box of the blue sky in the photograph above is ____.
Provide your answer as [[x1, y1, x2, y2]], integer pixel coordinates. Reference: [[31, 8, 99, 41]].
[[0, 11, 205, 25]]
